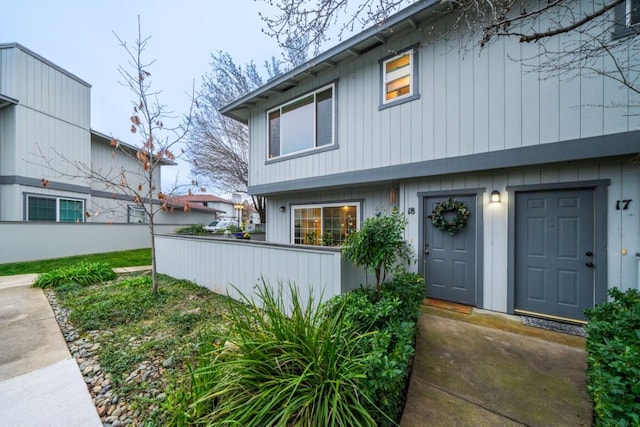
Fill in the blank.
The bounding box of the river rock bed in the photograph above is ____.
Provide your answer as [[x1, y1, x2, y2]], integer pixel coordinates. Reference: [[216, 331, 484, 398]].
[[45, 289, 169, 426]]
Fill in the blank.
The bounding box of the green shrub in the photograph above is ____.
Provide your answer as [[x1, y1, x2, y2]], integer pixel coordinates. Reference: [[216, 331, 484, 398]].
[[342, 208, 413, 292], [168, 282, 377, 426], [325, 273, 424, 425], [584, 288, 640, 426], [175, 224, 207, 235], [33, 261, 117, 288]]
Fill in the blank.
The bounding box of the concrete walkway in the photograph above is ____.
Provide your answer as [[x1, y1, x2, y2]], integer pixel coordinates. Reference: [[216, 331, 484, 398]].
[[400, 306, 593, 426], [0, 267, 592, 426], [0, 273, 101, 427]]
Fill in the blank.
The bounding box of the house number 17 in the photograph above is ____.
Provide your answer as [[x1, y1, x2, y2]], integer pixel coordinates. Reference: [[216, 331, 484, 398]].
[[616, 200, 632, 210]]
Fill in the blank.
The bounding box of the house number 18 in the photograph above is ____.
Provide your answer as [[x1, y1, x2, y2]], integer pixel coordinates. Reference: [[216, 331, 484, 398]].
[[616, 200, 632, 210], [407, 207, 415, 215]]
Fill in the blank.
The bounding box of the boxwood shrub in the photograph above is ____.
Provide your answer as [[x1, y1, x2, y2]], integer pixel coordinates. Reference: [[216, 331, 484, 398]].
[[584, 288, 640, 426], [325, 272, 425, 425]]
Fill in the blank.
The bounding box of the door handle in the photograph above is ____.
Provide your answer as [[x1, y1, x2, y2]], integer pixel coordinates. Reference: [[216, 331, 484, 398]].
[[424, 249, 430, 255], [585, 251, 593, 257], [585, 261, 594, 268]]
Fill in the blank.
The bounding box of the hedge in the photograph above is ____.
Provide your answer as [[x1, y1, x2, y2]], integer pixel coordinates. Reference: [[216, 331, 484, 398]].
[[584, 288, 640, 426]]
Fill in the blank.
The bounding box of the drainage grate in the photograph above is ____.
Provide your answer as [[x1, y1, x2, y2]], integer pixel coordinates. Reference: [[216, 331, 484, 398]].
[[522, 316, 587, 337]]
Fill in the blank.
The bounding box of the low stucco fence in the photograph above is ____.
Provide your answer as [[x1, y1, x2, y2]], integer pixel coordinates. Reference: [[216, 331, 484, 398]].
[[0, 222, 177, 264], [155, 233, 364, 306]]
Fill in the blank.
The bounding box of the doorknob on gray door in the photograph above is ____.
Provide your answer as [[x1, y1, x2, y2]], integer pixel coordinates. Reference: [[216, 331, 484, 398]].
[[585, 251, 593, 257], [585, 261, 594, 268]]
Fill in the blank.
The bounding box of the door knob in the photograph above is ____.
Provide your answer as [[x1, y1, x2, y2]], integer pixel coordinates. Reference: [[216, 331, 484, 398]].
[[585, 251, 593, 257], [585, 261, 594, 268]]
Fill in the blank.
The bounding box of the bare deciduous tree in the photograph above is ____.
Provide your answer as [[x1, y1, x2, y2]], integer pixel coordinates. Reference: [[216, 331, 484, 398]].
[[187, 52, 267, 223], [36, 18, 194, 295], [259, 0, 640, 95]]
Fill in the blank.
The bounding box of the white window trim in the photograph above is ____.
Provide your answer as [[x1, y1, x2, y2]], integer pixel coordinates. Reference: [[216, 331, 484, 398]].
[[628, 0, 639, 26], [26, 194, 85, 222], [128, 205, 149, 224], [290, 202, 361, 245], [382, 50, 414, 105], [267, 83, 335, 160]]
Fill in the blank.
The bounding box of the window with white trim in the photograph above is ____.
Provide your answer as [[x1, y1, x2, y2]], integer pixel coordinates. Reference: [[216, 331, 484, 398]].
[[614, 0, 640, 38], [628, 0, 640, 26], [27, 195, 84, 222], [268, 84, 334, 159], [382, 50, 415, 105], [292, 203, 359, 246], [128, 205, 149, 224]]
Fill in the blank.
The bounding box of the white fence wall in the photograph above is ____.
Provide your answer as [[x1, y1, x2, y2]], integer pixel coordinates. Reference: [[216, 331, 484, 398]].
[[156, 234, 347, 309], [0, 222, 176, 264]]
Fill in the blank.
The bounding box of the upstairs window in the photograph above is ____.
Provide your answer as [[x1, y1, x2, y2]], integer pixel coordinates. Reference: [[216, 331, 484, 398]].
[[628, 0, 640, 26], [380, 47, 419, 109], [268, 84, 335, 159], [614, 0, 640, 38]]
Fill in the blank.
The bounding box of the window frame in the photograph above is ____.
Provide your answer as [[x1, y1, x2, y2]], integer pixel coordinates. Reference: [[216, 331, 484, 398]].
[[290, 202, 361, 246], [25, 194, 85, 222], [128, 205, 149, 224], [379, 45, 420, 110], [266, 83, 336, 161], [613, 0, 640, 39]]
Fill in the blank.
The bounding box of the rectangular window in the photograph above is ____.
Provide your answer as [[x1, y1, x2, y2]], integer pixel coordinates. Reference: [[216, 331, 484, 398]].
[[628, 0, 640, 26], [383, 50, 414, 104], [27, 195, 84, 222], [128, 206, 149, 224], [268, 84, 334, 159], [292, 203, 359, 246]]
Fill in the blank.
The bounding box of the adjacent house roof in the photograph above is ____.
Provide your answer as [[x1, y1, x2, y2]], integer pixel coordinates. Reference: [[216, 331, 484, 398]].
[[90, 129, 177, 166], [167, 195, 225, 214], [220, 0, 440, 123], [170, 194, 235, 205]]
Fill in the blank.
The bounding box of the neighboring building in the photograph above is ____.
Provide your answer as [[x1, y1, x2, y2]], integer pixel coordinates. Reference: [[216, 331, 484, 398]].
[[221, 0, 640, 322], [0, 43, 200, 225], [169, 194, 236, 220]]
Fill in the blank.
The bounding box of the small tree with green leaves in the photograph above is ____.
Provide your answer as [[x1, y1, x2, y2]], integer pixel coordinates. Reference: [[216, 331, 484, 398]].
[[342, 208, 413, 293]]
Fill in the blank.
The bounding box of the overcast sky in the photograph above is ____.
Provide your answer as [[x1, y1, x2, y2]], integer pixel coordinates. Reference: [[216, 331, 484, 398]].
[[1, 0, 285, 193]]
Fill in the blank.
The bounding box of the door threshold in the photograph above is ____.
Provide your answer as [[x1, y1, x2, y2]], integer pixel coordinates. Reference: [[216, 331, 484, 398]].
[[514, 309, 587, 325]]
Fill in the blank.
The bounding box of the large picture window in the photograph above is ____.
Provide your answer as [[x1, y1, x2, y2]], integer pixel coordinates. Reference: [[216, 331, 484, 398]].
[[27, 195, 84, 222], [268, 84, 334, 159], [292, 203, 359, 246]]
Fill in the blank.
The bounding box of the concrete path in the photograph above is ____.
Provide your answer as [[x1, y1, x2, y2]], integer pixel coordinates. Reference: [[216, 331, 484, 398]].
[[0, 274, 101, 427], [400, 307, 593, 426]]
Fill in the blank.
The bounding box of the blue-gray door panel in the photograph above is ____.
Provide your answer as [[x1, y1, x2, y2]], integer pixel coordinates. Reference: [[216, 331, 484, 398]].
[[423, 195, 477, 306], [515, 190, 594, 321]]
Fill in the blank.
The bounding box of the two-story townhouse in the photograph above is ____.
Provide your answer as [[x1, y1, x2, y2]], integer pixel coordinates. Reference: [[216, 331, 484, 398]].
[[0, 43, 213, 226], [222, 0, 640, 322]]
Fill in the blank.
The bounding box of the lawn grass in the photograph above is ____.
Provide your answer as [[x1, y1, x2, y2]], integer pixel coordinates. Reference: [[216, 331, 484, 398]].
[[54, 273, 233, 425], [0, 248, 151, 276]]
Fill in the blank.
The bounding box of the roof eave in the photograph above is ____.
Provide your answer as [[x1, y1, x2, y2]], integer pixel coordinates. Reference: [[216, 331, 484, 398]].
[[219, 0, 441, 122]]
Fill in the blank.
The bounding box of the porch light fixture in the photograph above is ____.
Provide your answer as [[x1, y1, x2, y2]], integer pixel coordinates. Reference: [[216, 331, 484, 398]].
[[490, 190, 501, 203], [279, 206, 286, 213]]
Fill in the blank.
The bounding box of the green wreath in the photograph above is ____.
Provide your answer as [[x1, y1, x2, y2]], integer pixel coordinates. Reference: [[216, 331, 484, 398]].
[[430, 198, 470, 235]]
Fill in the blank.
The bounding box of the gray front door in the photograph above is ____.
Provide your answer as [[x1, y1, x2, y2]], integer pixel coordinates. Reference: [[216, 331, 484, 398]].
[[515, 189, 595, 322], [423, 195, 477, 306]]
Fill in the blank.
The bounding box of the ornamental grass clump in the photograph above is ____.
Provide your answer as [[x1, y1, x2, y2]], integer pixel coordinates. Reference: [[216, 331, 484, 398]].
[[168, 281, 377, 427], [33, 261, 117, 289]]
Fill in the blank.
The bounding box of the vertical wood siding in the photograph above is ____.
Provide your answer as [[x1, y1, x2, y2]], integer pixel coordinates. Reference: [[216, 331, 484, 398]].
[[156, 235, 344, 310], [402, 157, 640, 312], [246, 10, 640, 188]]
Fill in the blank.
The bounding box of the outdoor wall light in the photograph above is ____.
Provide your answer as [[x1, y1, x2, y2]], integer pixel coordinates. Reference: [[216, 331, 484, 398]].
[[490, 190, 501, 203], [279, 206, 286, 213]]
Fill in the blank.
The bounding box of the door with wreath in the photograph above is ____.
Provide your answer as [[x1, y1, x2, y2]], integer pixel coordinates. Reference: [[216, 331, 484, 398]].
[[422, 195, 478, 306]]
